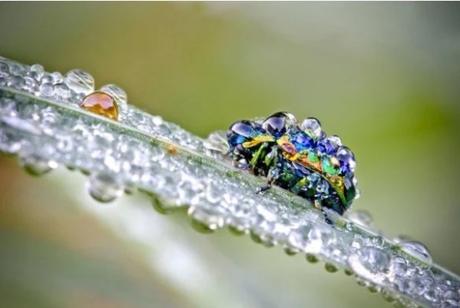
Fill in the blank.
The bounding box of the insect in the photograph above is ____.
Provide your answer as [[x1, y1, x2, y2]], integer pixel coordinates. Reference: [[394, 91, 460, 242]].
[[227, 112, 358, 215]]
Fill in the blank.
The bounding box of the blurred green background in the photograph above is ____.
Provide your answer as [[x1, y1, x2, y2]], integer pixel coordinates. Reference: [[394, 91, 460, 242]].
[[1, 2, 459, 307]]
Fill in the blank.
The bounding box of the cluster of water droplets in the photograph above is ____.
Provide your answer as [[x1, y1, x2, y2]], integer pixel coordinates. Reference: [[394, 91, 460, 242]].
[[0, 56, 459, 307]]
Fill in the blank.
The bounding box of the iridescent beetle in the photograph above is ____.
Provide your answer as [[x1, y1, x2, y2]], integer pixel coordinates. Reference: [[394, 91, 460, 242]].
[[227, 112, 358, 215]]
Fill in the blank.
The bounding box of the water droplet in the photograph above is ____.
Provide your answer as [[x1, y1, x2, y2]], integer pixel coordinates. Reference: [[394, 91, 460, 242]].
[[19, 154, 57, 176], [392, 300, 407, 308], [288, 226, 308, 250], [38, 82, 55, 97], [381, 289, 396, 303], [368, 285, 379, 293], [354, 186, 361, 200], [7, 75, 25, 89], [423, 288, 438, 303], [204, 130, 228, 155], [325, 263, 338, 273], [50, 72, 64, 84], [104, 154, 121, 173], [80, 91, 118, 120], [443, 290, 459, 307], [23, 76, 38, 93], [250, 230, 275, 247], [0, 61, 9, 76], [348, 246, 391, 285], [100, 84, 127, 106], [411, 272, 435, 296], [228, 224, 246, 236], [347, 209, 374, 227], [1, 114, 41, 135], [399, 239, 432, 266], [205, 181, 223, 204], [54, 83, 71, 100], [177, 178, 203, 205], [39, 74, 53, 85], [305, 225, 330, 254], [29, 64, 44, 81], [344, 269, 353, 276], [8, 62, 25, 75], [56, 136, 73, 153], [65, 69, 95, 95], [389, 256, 407, 277], [362, 247, 391, 273], [284, 247, 298, 256], [0, 129, 22, 153], [249, 213, 277, 247], [336, 146, 356, 174], [87, 172, 123, 203], [188, 205, 224, 233], [355, 277, 368, 287], [300, 117, 322, 139], [306, 253, 318, 263], [151, 196, 175, 215]]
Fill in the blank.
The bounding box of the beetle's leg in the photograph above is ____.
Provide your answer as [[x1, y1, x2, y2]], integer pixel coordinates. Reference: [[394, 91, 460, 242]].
[[312, 199, 333, 225], [256, 148, 280, 194], [256, 173, 276, 194], [256, 183, 271, 194], [321, 208, 333, 225]]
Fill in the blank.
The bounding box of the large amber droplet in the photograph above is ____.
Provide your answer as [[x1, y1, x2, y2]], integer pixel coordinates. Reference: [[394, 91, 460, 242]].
[[80, 91, 118, 120]]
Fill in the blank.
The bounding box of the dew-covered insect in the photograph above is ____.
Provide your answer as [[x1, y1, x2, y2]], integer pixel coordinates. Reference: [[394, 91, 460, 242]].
[[227, 112, 358, 215]]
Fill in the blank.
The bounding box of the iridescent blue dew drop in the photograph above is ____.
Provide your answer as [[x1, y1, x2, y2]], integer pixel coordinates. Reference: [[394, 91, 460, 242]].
[[227, 120, 261, 149], [226, 112, 358, 216], [336, 146, 356, 175], [317, 135, 341, 156], [290, 130, 315, 152], [227, 120, 272, 176], [262, 112, 296, 138]]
